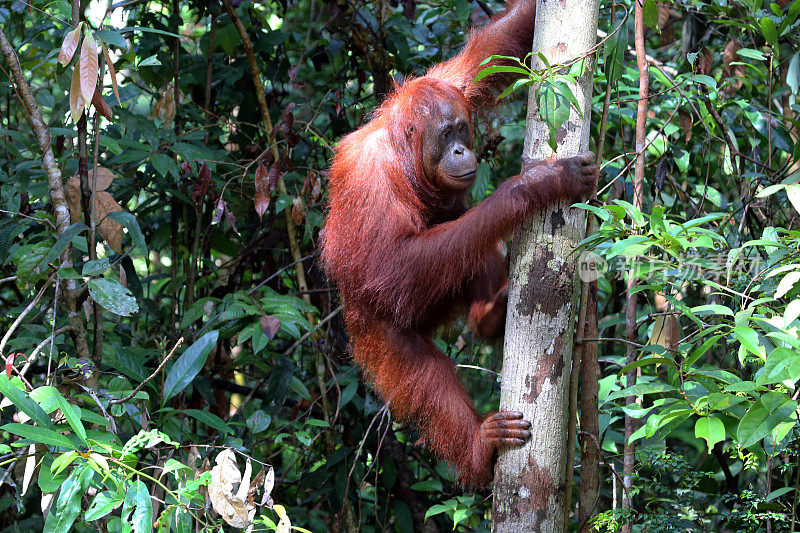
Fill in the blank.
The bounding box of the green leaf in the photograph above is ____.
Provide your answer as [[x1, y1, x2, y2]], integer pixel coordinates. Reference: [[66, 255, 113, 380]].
[[474, 64, 530, 83], [690, 305, 733, 317], [760, 17, 779, 49], [88, 278, 138, 316], [178, 409, 234, 435], [604, 16, 628, 87], [38, 455, 68, 492], [82, 258, 110, 277], [695, 416, 725, 452], [776, 271, 800, 299], [411, 478, 443, 492], [94, 29, 127, 49], [54, 395, 88, 446], [129, 480, 152, 533], [162, 330, 219, 403], [43, 465, 93, 533], [246, 410, 272, 433], [105, 211, 148, 257], [291, 376, 311, 401], [766, 487, 795, 502], [0, 375, 57, 430], [1, 423, 75, 449], [618, 356, 677, 375], [737, 396, 797, 448], [85, 491, 123, 521], [732, 326, 764, 359], [643, 0, 659, 29], [684, 335, 722, 368], [688, 74, 717, 90], [44, 223, 88, 266], [786, 184, 800, 213], [737, 48, 767, 61]]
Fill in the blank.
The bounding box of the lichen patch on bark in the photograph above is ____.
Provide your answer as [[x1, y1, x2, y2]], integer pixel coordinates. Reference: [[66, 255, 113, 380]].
[[515, 246, 573, 319]]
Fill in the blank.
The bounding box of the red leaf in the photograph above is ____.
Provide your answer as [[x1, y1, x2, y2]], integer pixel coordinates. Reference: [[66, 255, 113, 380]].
[[224, 203, 240, 235], [100, 42, 121, 105], [260, 315, 281, 340], [193, 163, 212, 209], [91, 86, 112, 120], [69, 64, 85, 123], [254, 162, 271, 219], [79, 34, 99, 104], [58, 24, 82, 66]]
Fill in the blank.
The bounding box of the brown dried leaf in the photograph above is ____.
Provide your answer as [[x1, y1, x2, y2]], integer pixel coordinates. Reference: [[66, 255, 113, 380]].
[[65, 176, 82, 223], [679, 111, 693, 142], [649, 315, 681, 350], [91, 86, 112, 120], [58, 25, 81, 67], [69, 65, 85, 124], [254, 163, 271, 219], [164, 96, 176, 127], [260, 315, 281, 340], [291, 197, 305, 225], [90, 167, 115, 191], [722, 40, 740, 74], [100, 42, 121, 105], [119, 264, 127, 288], [207, 449, 255, 528], [95, 191, 124, 253], [696, 47, 712, 76], [79, 35, 99, 104]]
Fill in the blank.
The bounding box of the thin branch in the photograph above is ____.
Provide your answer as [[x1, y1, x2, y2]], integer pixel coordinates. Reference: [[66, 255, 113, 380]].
[[108, 337, 184, 405], [0, 273, 56, 358], [19, 326, 73, 377]]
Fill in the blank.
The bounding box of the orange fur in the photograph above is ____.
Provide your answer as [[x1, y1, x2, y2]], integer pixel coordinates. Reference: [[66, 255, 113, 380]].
[[322, 0, 542, 487]]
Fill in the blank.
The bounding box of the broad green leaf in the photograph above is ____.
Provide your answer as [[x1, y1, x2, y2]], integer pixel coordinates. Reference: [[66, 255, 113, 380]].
[[0, 376, 57, 430], [738, 48, 767, 61], [55, 395, 88, 446], [604, 15, 627, 87], [760, 17, 779, 49], [43, 465, 92, 533], [246, 410, 272, 433], [618, 356, 676, 375], [44, 222, 87, 266], [776, 271, 800, 299], [785, 184, 800, 213], [732, 326, 763, 359], [162, 330, 219, 403], [690, 305, 733, 316], [1, 423, 75, 449], [178, 409, 233, 435], [130, 480, 152, 533], [695, 416, 725, 452], [85, 491, 123, 521], [474, 64, 530, 83], [88, 278, 138, 316], [105, 211, 148, 257], [94, 29, 127, 49], [685, 335, 722, 368], [82, 258, 110, 277], [737, 396, 797, 448]]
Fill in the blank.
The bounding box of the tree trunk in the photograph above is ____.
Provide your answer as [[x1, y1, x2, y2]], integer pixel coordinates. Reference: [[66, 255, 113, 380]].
[[492, 1, 599, 531]]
